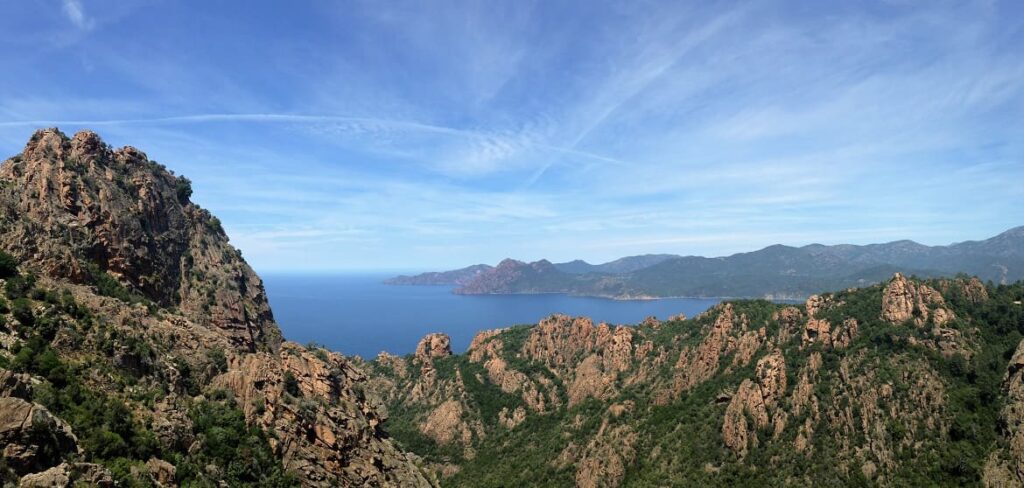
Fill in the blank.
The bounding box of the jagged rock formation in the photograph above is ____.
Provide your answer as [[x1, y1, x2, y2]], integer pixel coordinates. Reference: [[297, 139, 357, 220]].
[[721, 350, 787, 458], [0, 128, 278, 351], [882, 272, 955, 326], [364, 273, 1024, 487], [988, 340, 1024, 485], [0, 129, 428, 487], [415, 333, 452, 361]]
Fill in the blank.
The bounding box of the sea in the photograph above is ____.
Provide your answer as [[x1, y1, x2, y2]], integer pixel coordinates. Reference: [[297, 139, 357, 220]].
[[262, 273, 721, 359]]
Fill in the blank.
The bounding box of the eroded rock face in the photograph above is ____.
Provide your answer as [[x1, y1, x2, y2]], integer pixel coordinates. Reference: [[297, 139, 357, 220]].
[[499, 406, 527, 429], [519, 315, 636, 406], [997, 339, 1024, 483], [722, 351, 787, 457], [802, 319, 832, 348], [774, 306, 803, 340], [574, 420, 637, 488], [0, 397, 79, 475], [420, 399, 474, 445], [145, 458, 176, 487], [0, 370, 33, 399], [882, 273, 954, 326], [676, 303, 744, 391], [415, 333, 453, 362], [0, 129, 280, 352], [805, 294, 834, 319], [523, 315, 613, 368], [964, 277, 990, 304], [18, 462, 114, 487], [0, 130, 428, 487], [213, 344, 429, 487]]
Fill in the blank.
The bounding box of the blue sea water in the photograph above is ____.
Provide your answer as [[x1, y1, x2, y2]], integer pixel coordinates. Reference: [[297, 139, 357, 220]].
[[262, 273, 721, 359]]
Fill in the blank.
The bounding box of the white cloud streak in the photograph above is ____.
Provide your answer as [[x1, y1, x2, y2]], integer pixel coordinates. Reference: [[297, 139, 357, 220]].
[[61, 0, 93, 30]]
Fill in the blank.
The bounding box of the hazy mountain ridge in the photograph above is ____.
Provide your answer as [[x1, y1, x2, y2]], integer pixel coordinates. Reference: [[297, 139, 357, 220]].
[[392, 228, 1024, 299], [553, 254, 680, 275], [385, 264, 494, 286]]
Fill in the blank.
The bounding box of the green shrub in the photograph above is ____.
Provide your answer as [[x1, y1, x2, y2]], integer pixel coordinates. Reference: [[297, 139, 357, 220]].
[[83, 263, 148, 305], [173, 357, 200, 396], [183, 398, 297, 486], [283, 371, 301, 397], [11, 298, 34, 327], [175, 177, 193, 204], [4, 273, 36, 299], [208, 348, 228, 375], [0, 250, 17, 279]]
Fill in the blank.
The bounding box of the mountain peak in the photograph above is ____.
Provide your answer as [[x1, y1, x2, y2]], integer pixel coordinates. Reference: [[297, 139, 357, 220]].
[[1, 128, 278, 351]]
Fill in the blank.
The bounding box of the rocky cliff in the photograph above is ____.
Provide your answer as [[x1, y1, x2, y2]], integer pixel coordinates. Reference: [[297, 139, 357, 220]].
[[365, 273, 1024, 486], [0, 129, 429, 487]]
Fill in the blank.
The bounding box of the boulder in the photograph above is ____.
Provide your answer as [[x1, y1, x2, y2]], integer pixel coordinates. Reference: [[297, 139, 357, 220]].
[[0, 397, 79, 475], [18, 462, 114, 487]]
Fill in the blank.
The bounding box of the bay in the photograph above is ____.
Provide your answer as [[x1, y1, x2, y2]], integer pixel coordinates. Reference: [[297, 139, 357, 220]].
[[262, 273, 721, 359]]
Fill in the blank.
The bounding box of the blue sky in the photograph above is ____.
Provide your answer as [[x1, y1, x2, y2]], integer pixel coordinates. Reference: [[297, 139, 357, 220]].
[[0, 1, 1021, 272]]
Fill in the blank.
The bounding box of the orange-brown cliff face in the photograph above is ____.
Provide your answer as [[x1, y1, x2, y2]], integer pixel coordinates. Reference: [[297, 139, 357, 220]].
[[0, 128, 277, 351], [0, 129, 429, 487]]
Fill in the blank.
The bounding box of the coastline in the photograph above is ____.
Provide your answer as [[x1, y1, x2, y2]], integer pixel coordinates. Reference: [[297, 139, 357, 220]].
[[446, 289, 808, 302]]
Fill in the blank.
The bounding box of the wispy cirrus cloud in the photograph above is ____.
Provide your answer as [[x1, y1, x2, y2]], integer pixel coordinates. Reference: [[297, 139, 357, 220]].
[[0, 0, 1021, 270]]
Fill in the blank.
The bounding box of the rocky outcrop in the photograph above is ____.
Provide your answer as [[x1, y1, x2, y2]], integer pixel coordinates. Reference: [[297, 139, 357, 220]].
[[791, 352, 823, 453], [420, 399, 474, 445], [774, 306, 803, 341], [805, 294, 836, 318], [364, 272, 1012, 486], [676, 304, 745, 391], [801, 317, 857, 349], [882, 273, 954, 326], [0, 397, 79, 476], [995, 339, 1024, 484], [520, 315, 635, 406], [0, 129, 280, 351], [467, 328, 505, 362], [498, 406, 527, 429], [572, 418, 638, 488], [145, 458, 176, 487], [722, 351, 787, 457], [0, 371, 33, 399], [18, 462, 114, 487], [212, 344, 429, 487], [802, 318, 832, 348], [415, 333, 452, 362], [522, 315, 619, 368], [0, 129, 429, 487]]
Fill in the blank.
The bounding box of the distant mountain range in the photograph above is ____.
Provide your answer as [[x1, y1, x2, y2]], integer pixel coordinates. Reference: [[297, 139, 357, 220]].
[[384, 264, 493, 286], [386, 226, 1024, 299]]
